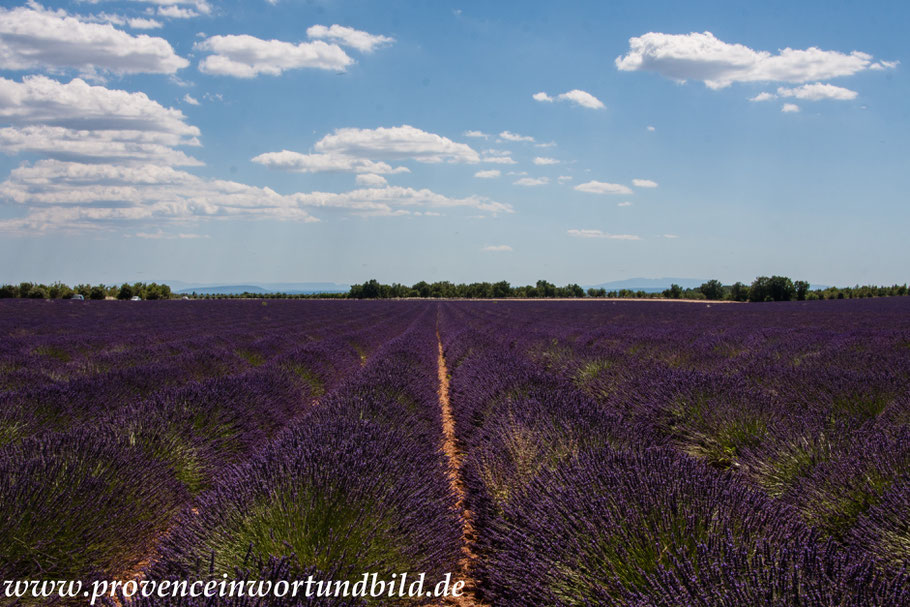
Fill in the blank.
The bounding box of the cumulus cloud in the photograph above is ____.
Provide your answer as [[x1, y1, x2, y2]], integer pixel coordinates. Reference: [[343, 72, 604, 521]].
[[480, 149, 517, 164], [157, 6, 198, 18], [306, 24, 394, 53], [0, 76, 201, 166], [0, 125, 202, 166], [354, 173, 388, 187], [568, 229, 640, 240], [781, 103, 800, 113], [616, 31, 890, 89], [513, 176, 548, 186], [780, 82, 858, 100], [0, 76, 199, 139], [129, 0, 211, 15], [474, 169, 500, 178], [183, 94, 200, 105], [0, 3, 188, 75], [533, 89, 605, 109], [751, 82, 858, 102], [632, 178, 658, 188], [617, 201, 633, 207], [482, 244, 512, 252], [315, 125, 480, 163], [0, 159, 513, 232], [463, 130, 489, 138], [129, 18, 163, 29], [196, 35, 353, 77], [499, 130, 535, 143], [251, 150, 409, 174], [574, 180, 634, 195], [533, 157, 559, 165], [749, 92, 777, 102]]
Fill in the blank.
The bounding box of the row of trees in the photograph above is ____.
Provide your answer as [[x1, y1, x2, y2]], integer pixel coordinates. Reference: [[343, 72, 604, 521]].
[[662, 277, 909, 302], [0, 282, 172, 300], [3, 278, 907, 302], [349, 277, 909, 302]]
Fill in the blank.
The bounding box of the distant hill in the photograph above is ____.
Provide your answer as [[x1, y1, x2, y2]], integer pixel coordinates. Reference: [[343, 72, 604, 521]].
[[585, 277, 709, 293]]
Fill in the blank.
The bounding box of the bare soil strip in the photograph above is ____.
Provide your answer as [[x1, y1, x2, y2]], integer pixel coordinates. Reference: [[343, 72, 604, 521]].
[[436, 323, 486, 607]]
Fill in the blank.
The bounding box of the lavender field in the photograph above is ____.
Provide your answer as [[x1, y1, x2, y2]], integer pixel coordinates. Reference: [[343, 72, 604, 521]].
[[1, 298, 908, 606]]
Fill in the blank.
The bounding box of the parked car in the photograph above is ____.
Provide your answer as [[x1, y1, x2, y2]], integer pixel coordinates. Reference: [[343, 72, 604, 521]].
[[130, 295, 142, 301], [71, 294, 85, 301]]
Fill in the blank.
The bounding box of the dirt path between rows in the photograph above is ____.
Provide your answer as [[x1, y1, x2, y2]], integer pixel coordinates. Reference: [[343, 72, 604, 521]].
[[435, 321, 487, 607]]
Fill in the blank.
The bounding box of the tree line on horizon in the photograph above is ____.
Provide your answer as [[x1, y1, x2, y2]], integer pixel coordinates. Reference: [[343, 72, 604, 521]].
[[1, 277, 907, 302]]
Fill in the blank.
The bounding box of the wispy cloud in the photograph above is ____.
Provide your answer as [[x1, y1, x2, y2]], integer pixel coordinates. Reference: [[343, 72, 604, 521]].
[[499, 130, 535, 143], [513, 176, 549, 186], [533, 89, 605, 109], [632, 178, 658, 188], [474, 169, 501, 179], [574, 180, 633, 195], [568, 229, 641, 240], [306, 24, 394, 53], [482, 244, 512, 252]]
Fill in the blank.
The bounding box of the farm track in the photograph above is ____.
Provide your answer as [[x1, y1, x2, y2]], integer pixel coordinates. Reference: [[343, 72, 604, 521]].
[[435, 318, 486, 607]]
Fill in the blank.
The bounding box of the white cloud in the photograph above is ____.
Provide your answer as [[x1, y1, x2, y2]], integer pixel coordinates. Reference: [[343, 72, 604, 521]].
[[0, 3, 188, 75], [482, 244, 512, 252], [196, 35, 353, 77], [480, 149, 517, 164], [557, 175, 573, 183], [315, 125, 480, 163], [663, 234, 679, 239], [533, 157, 560, 165], [646, 125, 656, 132], [632, 178, 658, 188], [129, 0, 212, 15], [568, 229, 640, 240], [354, 173, 388, 187], [0, 125, 202, 166], [0, 159, 513, 233], [135, 229, 208, 239], [0, 76, 200, 165], [463, 130, 489, 138], [535, 141, 557, 148], [157, 6, 198, 18], [474, 169, 500, 179], [617, 201, 633, 207], [533, 89, 605, 109], [499, 130, 535, 143], [513, 176, 548, 186], [778, 82, 858, 100], [749, 92, 777, 102], [306, 24, 394, 53], [616, 31, 887, 89], [781, 103, 800, 113], [183, 94, 200, 105], [251, 150, 408, 174], [129, 18, 163, 29], [574, 180, 633, 195], [0, 76, 199, 139]]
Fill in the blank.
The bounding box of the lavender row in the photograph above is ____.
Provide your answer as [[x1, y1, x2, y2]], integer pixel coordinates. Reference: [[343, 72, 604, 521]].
[[439, 300, 909, 604], [137, 305, 461, 605]]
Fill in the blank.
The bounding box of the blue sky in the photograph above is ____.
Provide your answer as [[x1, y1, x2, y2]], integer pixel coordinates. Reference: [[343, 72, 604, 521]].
[[1, 0, 907, 286]]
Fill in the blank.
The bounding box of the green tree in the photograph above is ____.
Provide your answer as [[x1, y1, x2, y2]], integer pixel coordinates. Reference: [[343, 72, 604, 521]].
[[794, 280, 810, 301], [663, 284, 683, 299], [729, 282, 749, 302], [699, 279, 725, 300], [117, 283, 134, 300]]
